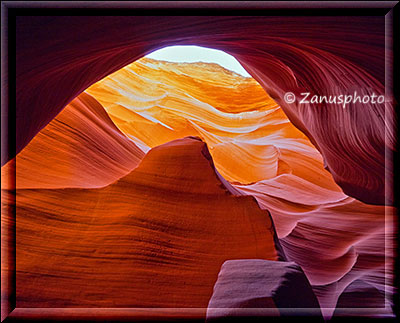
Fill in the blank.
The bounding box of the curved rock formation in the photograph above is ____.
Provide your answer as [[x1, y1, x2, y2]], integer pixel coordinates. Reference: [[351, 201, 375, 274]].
[[3, 14, 395, 320], [2, 92, 144, 189], [14, 137, 278, 309], [12, 16, 394, 205], [86, 58, 347, 191], [4, 55, 393, 319], [86, 58, 330, 186], [83, 58, 393, 318], [334, 280, 385, 310]]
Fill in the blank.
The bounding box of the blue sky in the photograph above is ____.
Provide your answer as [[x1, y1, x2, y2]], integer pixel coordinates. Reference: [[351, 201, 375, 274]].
[[146, 45, 251, 78]]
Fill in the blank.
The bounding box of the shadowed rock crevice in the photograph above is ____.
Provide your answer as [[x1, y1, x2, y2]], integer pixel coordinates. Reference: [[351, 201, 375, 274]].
[[206, 259, 323, 321]]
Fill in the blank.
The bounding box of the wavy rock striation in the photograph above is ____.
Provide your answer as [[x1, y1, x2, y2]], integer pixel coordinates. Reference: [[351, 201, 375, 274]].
[[84, 59, 393, 318], [12, 16, 394, 205], [86, 58, 342, 190], [3, 15, 395, 319], [13, 137, 278, 309], [2, 92, 144, 189]]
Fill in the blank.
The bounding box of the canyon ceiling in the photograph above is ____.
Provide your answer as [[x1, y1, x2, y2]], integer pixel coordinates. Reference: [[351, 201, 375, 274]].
[[1, 11, 396, 321]]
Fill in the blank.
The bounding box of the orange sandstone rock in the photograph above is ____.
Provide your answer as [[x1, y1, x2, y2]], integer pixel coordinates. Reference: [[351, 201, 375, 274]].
[[14, 137, 278, 308], [2, 92, 144, 189]]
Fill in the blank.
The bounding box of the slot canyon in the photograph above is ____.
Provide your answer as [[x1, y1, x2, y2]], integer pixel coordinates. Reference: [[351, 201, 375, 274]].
[[1, 14, 396, 321]]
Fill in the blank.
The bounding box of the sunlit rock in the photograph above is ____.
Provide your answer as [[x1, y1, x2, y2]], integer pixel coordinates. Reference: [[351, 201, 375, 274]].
[[13, 137, 278, 308]]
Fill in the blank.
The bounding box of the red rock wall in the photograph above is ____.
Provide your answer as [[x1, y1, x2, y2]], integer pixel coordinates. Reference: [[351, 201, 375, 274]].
[[2, 14, 394, 320], [3, 92, 144, 189], [83, 58, 393, 318], [14, 137, 278, 308], [12, 16, 394, 205]]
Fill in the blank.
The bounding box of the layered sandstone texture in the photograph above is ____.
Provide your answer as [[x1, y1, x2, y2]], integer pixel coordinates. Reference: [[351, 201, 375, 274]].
[[13, 137, 277, 309], [2, 57, 393, 319], [11, 16, 394, 205], [2, 15, 395, 320], [86, 58, 393, 318]]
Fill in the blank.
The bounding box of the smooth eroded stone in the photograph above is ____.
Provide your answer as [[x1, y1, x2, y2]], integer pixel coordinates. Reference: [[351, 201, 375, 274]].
[[15, 137, 278, 310], [333, 280, 385, 314], [206, 259, 323, 321]]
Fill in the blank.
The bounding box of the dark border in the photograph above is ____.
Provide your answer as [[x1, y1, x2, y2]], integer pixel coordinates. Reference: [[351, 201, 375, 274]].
[[391, 0, 400, 320], [1, 1, 398, 322]]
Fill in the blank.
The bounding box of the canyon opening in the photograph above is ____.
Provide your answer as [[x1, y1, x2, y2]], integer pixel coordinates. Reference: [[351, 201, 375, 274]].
[[3, 13, 396, 322]]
